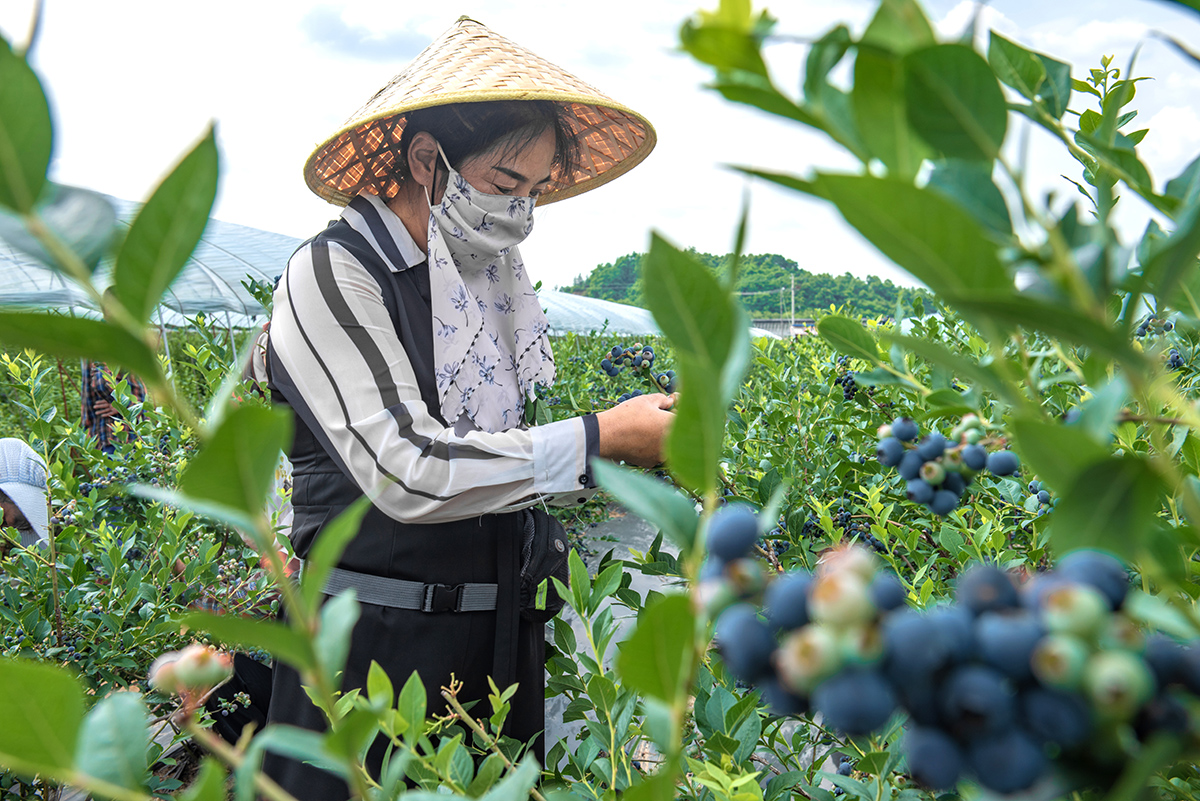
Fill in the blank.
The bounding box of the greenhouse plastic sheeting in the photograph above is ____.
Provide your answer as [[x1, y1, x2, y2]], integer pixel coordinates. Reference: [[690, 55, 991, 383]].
[[0, 195, 299, 328], [1, 193, 777, 338]]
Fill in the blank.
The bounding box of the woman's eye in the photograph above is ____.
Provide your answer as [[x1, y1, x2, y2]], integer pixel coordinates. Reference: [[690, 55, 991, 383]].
[[494, 185, 516, 195]]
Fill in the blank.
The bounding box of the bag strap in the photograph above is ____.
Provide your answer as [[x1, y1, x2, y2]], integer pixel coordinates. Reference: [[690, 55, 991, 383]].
[[491, 513, 522, 695]]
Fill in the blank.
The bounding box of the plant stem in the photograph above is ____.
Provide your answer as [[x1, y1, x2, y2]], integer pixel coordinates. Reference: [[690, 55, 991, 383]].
[[187, 721, 303, 801], [440, 686, 549, 801]]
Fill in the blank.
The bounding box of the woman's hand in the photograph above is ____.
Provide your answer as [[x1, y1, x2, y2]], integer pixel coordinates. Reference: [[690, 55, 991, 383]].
[[595, 392, 676, 468]]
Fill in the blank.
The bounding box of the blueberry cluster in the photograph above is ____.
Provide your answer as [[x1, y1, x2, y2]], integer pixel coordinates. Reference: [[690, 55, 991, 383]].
[[833, 371, 858, 401], [833, 504, 885, 555], [707, 519, 1200, 796], [1028, 480, 1054, 515], [1167, 348, 1186, 370], [599, 342, 676, 393], [1135, 316, 1174, 337], [876, 414, 1019, 516]]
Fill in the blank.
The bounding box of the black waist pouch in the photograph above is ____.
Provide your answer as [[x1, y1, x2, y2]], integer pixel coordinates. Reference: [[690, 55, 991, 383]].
[[518, 507, 570, 623]]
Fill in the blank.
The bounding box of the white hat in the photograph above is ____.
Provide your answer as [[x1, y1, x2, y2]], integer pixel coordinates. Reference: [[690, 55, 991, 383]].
[[0, 438, 48, 545]]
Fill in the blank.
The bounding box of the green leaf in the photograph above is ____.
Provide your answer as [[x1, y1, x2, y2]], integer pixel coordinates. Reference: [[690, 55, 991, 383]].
[[593, 460, 698, 554], [182, 612, 314, 672], [181, 758, 228, 801], [0, 37, 52, 213], [0, 313, 160, 387], [1075, 131, 1153, 195], [180, 404, 293, 517], [0, 182, 117, 272], [1142, 202, 1200, 303], [1050, 456, 1167, 561], [1009, 417, 1110, 492], [855, 751, 891, 776], [316, 591, 360, 689], [926, 159, 1013, 237], [113, 127, 218, 324], [880, 333, 1019, 403], [0, 658, 85, 777], [74, 692, 148, 793], [679, 19, 768, 78], [300, 496, 372, 614], [904, 44, 1008, 162], [477, 757, 542, 801], [616, 593, 695, 703], [708, 74, 823, 129], [624, 769, 681, 801], [818, 316, 883, 363], [852, 46, 929, 180], [643, 233, 749, 495], [860, 0, 935, 53], [367, 660, 394, 710], [1035, 52, 1072, 119], [1165, 154, 1200, 208], [814, 174, 1009, 296], [987, 32, 1046, 99], [567, 547, 589, 614], [396, 670, 427, 745], [804, 25, 853, 104]]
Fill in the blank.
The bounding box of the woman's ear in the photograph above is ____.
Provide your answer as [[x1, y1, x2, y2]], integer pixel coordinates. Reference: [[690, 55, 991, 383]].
[[407, 131, 440, 194]]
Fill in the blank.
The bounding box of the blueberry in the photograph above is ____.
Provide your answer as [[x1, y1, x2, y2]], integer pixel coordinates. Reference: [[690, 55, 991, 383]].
[[1143, 634, 1187, 688], [876, 437, 905, 467], [869, 572, 907, 613], [1020, 686, 1092, 748], [837, 761, 853, 776], [961, 444, 987, 471], [940, 665, 1015, 741], [942, 471, 966, 497], [883, 610, 952, 686], [758, 676, 809, 717], [812, 668, 897, 736], [904, 727, 963, 791], [1134, 693, 1190, 740], [975, 611, 1044, 682], [906, 479, 934, 504], [968, 730, 1046, 794], [707, 505, 760, 562], [926, 604, 976, 664], [929, 490, 958, 516], [1028, 480, 1041, 493], [611, 345, 623, 358], [1058, 550, 1128, 610], [764, 570, 813, 632], [986, 450, 1019, 476], [916, 433, 947, 461], [714, 604, 776, 683], [600, 358, 613, 371], [1037, 490, 1050, 505], [956, 564, 1019, 616], [1085, 651, 1155, 720], [897, 450, 924, 481], [891, 417, 919, 442]]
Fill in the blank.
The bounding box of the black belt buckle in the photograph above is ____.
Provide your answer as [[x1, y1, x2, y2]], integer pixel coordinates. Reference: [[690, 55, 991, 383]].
[[423, 583, 464, 612]]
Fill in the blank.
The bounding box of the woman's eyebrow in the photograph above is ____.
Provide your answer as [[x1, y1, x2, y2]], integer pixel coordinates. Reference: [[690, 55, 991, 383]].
[[492, 165, 552, 185]]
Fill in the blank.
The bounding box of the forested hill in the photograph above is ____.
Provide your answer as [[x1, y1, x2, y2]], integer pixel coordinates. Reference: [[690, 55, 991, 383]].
[[560, 251, 927, 318]]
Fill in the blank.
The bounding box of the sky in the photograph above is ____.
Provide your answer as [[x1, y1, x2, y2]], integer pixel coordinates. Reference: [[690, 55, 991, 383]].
[[1, 0, 1199, 295]]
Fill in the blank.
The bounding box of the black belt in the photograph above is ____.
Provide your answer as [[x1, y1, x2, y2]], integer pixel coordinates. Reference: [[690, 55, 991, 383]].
[[309, 563, 498, 612]]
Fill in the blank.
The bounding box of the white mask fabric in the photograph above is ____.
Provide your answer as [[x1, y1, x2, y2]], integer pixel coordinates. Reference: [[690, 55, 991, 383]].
[[424, 145, 556, 434]]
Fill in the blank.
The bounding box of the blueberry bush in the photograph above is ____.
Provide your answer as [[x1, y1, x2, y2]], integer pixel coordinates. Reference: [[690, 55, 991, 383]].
[[2, 0, 1200, 800]]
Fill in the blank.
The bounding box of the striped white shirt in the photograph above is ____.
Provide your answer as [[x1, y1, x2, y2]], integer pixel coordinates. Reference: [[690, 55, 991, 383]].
[[269, 194, 598, 525]]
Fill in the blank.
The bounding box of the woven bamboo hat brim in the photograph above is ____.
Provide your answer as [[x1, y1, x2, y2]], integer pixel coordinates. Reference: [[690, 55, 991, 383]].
[[304, 16, 656, 207]]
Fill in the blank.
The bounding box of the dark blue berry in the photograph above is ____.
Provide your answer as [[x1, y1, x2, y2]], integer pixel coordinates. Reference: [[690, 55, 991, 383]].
[[961, 444, 987, 471], [939, 665, 1015, 739], [897, 451, 924, 481], [764, 570, 813, 632], [929, 490, 958, 516], [974, 611, 1044, 682], [916, 433, 947, 461], [812, 668, 897, 736], [870, 572, 907, 612], [986, 450, 1019, 476], [707, 505, 759, 562], [1143, 634, 1186, 688], [837, 761, 853, 776], [714, 604, 776, 683], [891, 417, 919, 442], [1037, 490, 1050, 505], [904, 727, 963, 791], [759, 677, 808, 717], [876, 437, 905, 467], [906, 479, 934, 504], [1021, 686, 1092, 748], [884, 611, 953, 686], [956, 565, 1019, 616]]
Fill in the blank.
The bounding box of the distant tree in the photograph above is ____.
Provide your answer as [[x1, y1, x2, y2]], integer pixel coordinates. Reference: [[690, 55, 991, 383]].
[[562, 251, 927, 317]]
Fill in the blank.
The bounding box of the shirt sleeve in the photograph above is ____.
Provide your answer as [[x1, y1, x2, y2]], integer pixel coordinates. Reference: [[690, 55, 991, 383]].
[[269, 239, 596, 525]]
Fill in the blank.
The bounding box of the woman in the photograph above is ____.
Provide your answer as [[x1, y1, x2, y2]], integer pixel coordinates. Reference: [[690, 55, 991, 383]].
[[263, 18, 671, 798]]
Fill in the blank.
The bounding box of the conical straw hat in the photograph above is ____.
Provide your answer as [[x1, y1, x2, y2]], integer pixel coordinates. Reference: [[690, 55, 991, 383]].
[[304, 16, 656, 207]]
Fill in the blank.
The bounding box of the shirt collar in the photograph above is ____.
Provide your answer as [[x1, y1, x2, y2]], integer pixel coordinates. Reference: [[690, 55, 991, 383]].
[[341, 192, 426, 273]]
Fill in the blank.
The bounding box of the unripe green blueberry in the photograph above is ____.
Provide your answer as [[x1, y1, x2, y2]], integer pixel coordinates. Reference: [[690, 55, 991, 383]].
[[920, 461, 946, 485], [943, 450, 965, 472], [777, 624, 842, 694], [810, 572, 876, 627], [839, 623, 885, 666], [1101, 613, 1145, 652], [1043, 583, 1110, 639], [1031, 633, 1091, 689], [821, 546, 880, 583], [877, 424, 893, 439], [1085, 651, 1155, 720], [964, 429, 982, 445], [726, 558, 767, 599]]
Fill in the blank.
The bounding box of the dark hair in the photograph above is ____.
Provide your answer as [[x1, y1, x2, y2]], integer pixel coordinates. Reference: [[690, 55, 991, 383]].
[[0, 488, 31, 533], [392, 100, 580, 194]]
